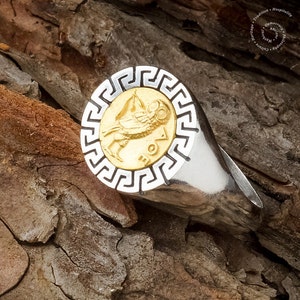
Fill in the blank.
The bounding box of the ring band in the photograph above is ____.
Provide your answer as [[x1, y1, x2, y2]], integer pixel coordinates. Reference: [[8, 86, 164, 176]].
[[80, 66, 263, 227]]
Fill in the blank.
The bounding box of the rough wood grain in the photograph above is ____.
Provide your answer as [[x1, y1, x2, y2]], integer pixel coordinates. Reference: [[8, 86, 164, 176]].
[[0, 0, 300, 298], [0, 54, 39, 98], [0, 220, 29, 296], [0, 85, 137, 231]]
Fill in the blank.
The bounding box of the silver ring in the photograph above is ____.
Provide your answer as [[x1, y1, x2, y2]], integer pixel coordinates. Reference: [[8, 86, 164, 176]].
[[80, 66, 263, 224]]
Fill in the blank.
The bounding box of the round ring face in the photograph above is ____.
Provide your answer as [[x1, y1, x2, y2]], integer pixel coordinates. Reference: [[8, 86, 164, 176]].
[[99, 87, 177, 170], [80, 66, 198, 193]]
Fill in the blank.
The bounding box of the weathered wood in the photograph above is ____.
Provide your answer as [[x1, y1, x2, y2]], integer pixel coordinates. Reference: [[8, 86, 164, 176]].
[[0, 0, 300, 298], [0, 85, 137, 232], [0, 220, 28, 296]]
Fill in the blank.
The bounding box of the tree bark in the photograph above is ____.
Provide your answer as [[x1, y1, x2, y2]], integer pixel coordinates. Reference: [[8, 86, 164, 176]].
[[0, 0, 299, 299]]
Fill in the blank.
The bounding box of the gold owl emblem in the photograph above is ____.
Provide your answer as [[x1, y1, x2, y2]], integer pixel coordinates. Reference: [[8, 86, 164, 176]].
[[99, 88, 176, 170]]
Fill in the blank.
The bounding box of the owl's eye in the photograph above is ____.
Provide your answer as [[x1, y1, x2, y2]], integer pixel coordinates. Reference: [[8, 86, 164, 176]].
[[156, 107, 168, 121]]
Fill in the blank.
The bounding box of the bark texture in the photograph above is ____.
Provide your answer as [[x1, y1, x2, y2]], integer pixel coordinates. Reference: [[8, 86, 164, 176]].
[[0, 0, 299, 299]]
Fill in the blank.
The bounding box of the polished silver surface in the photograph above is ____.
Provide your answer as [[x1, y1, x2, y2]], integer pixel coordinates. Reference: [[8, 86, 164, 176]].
[[81, 66, 263, 210]]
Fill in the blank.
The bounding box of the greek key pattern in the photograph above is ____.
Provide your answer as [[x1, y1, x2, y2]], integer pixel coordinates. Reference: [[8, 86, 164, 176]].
[[80, 66, 198, 193]]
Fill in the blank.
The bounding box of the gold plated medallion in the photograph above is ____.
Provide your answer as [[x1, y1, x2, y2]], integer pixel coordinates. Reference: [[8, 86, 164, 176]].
[[99, 87, 176, 170], [81, 66, 198, 193]]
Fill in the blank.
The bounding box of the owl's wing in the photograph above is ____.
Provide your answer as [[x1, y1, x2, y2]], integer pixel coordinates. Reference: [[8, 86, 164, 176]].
[[116, 91, 146, 120], [119, 111, 150, 130], [134, 111, 150, 123], [102, 124, 120, 136]]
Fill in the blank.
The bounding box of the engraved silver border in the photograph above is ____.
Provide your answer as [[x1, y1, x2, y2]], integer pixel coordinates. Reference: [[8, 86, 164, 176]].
[[80, 66, 198, 193]]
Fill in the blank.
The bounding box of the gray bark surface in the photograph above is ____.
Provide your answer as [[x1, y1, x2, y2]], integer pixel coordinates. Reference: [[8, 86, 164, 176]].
[[0, 0, 299, 299]]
